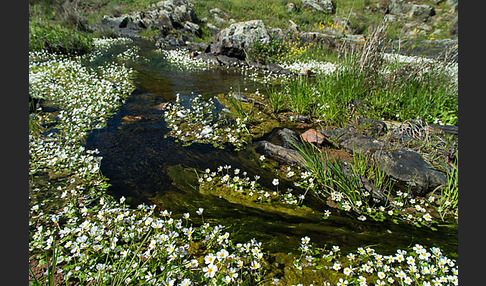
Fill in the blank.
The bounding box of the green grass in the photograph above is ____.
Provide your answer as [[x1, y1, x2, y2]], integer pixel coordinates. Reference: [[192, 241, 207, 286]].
[[29, 20, 94, 54], [265, 32, 458, 127], [434, 158, 458, 221]]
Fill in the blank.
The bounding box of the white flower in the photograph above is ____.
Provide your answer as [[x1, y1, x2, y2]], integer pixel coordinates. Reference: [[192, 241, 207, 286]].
[[216, 249, 229, 260], [272, 178, 279, 186], [179, 278, 192, 286], [251, 260, 261, 270], [343, 267, 353, 276], [301, 236, 311, 244], [203, 264, 218, 278], [259, 155, 265, 161], [204, 253, 216, 265]]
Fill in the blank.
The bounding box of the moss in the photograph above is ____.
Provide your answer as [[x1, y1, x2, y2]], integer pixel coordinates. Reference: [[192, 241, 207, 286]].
[[199, 180, 321, 220]]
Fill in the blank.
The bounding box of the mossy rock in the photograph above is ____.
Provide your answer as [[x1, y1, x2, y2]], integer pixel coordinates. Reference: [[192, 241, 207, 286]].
[[199, 180, 320, 219]]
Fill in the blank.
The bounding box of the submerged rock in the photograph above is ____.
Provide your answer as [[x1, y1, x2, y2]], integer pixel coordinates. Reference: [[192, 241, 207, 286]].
[[373, 149, 448, 196]]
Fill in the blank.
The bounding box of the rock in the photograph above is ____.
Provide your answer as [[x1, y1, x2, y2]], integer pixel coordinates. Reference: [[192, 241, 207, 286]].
[[182, 21, 201, 37], [297, 32, 338, 48], [446, 0, 458, 12], [216, 54, 243, 67], [357, 117, 388, 137], [387, 0, 435, 22], [229, 92, 250, 103], [320, 126, 357, 145], [195, 52, 220, 65], [288, 20, 300, 33], [255, 141, 304, 166], [339, 136, 385, 155], [154, 102, 170, 110], [373, 149, 448, 196], [208, 20, 271, 60], [301, 0, 336, 14], [409, 4, 435, 22], [284, 114, 311, 124], [449, 15, 458, 36], [301, 129, 327, 145], [277, 128, 303, 150], [286, 2, 299, 12], [341, 166, 387, 203], [300, 68, 315, 76], [387, 0, 413, 15], [267, 28, 285, 41], [209, 8, 231, 19], [93, 0, 201, 41], [206, 23, 219, 36], [121, 115, 144, 123], [426, 124, 458, 137]]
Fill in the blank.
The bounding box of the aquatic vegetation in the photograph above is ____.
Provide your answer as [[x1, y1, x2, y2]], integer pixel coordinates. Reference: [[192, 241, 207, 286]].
[[163, 93, 249, 149], [92, 37, 134, 50], [116, 46, 142, 62], [164, 89, 282, 150], [29, 53, 135, 141], [29, 42, 457, 285], [197, 164, 319, 219], [30, 198, 267, 285], [285, 237, 458, 286], [159, 48, 211, 71]]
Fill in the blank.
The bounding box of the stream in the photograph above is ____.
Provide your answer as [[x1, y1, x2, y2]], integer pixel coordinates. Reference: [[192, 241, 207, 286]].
[[85, 39, 457, 257]]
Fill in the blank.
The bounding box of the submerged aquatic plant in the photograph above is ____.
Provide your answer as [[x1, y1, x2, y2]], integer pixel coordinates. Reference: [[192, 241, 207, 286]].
[[163, 93, 249, 149]]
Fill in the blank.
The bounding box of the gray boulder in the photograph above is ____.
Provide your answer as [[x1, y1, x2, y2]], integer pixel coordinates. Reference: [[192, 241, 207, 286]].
[[339, 136, 386, 155], [387, 0, 435, 22], [319, 126, 357, 145], [286, 2, 299, 12], [255, 140, 304, 166], [208, 20, 271, 60], [409, 4, 435, 22], [301, 0, 336, 14], [94, 0, 201, 40], [277, 128, 303, 150], [373, 149, 448, 196], [357, 117, 388, 137]]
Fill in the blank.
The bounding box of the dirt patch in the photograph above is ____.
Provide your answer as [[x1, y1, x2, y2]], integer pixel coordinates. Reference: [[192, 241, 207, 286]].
[[322, 146, 354, 163]]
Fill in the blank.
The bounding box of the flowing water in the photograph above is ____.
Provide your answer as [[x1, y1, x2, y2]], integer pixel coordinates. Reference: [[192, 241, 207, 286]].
[[86, 39, 457, 257]]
